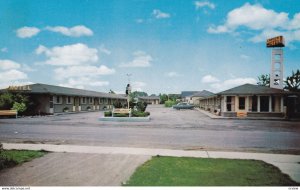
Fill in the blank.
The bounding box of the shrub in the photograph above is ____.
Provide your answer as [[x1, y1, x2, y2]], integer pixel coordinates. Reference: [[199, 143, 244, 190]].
[[104, 111, 112, 117], [164, 100, 177, 107], [137, 101, 147, 112], [132, 110, 150, 117], [12, 102, 27, 114], [0, 92, 13, 109], [63, 107, 69, 112]]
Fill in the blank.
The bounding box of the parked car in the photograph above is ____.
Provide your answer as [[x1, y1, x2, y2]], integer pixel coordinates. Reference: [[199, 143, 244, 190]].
[[172, 102, 194, 110]]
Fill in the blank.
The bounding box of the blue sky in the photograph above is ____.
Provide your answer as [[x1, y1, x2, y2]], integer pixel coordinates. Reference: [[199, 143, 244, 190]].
[[0, 0, 299, 94]]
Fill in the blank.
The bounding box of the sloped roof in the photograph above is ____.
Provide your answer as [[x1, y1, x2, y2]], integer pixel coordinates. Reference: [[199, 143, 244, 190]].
[[191, 90, 215, 97], [217, 83, 288, 95], [3, 83, 127, 99], [181, 91, 202, 98], [138, 96, 160, 100]]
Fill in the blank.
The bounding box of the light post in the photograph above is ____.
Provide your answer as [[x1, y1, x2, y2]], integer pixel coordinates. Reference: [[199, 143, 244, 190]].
[[126, 74, 132, 109]]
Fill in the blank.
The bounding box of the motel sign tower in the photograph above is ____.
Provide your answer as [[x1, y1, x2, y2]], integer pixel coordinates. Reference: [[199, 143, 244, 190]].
[[266, 36, 285, 89]]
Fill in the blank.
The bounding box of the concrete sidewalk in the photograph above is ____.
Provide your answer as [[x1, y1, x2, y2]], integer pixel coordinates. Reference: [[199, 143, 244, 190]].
[[3, 143, 300, 183], [196, 108, 287, 120]]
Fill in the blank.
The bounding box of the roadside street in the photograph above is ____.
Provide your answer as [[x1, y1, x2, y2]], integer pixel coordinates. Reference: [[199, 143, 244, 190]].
[[2, 143, 300, 185], [0, 105, 299, 154]]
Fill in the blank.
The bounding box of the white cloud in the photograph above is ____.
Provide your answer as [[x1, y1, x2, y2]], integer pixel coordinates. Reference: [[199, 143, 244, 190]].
[[240, 54, 250, 60], [54, 65, 115, 80], [152, 9, 171, 19], [209, 77, 257, 92], [207, 3, 300, 45], [1, 47, 8, 52], [132, 81, 146, 91], [165, 72, 182, 77], [16, 26, 40, 38], [195, 1, 215, 10], [35, 43, 98, 66], [0, 59, 21, 70], [120, 51, 152, 68], [135, 19, 144, 23], [99, 44, 111, 55], [201, 75, 220, 83], [0, 69, 27, 82], [59, 77, 109, 89], [45, 25, 93, 37]]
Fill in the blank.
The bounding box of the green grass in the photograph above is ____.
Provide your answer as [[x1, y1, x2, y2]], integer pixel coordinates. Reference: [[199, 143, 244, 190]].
[[0, 150, 46, 170], [125, 156, 300, 186]]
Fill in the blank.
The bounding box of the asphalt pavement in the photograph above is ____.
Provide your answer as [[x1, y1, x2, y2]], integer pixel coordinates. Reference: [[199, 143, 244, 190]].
[[2, 143, 300, 185]]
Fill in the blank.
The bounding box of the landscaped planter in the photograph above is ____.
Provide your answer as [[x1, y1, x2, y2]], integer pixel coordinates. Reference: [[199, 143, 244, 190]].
[[99, 116, 150, 122]]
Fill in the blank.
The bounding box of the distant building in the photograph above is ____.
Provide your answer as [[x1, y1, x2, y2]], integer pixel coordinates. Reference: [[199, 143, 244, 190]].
[[180, 91, 202, 103], [191, 90, 215, 106], [1, 83, 127, 115], [138, 96, 160, 105], [199, 84, 297, 118]]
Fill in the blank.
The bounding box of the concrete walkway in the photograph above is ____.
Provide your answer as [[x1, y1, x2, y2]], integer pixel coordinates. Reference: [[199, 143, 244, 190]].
[[196, 108, 287, 120], [3, 143, 300, 183]]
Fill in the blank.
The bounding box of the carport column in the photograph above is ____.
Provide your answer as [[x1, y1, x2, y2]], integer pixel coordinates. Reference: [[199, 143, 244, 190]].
[[223, 96, 227, 112], [280, 96, 284, 112], [257, 96, 260, 112], [245, 96, 249, 112], [269, 96, 272, 112]]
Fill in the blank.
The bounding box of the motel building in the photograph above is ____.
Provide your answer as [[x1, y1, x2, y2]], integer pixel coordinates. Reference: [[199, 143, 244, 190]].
[[199, 83, 294, 118], [137, 96, 160, 105], [1, 83, 127, 115]]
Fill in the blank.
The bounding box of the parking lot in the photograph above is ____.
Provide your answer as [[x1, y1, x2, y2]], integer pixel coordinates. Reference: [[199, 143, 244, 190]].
[[0, 105, 300, 153]]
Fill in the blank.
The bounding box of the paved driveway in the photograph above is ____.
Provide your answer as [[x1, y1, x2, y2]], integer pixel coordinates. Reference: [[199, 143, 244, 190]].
[[0, 152, 150, 186], [0, 105, 299, 153]]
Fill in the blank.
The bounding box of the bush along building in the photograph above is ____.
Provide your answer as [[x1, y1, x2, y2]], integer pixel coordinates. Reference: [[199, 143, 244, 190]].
[[1, 83, 127, 115], [199, 83, 299, 118]]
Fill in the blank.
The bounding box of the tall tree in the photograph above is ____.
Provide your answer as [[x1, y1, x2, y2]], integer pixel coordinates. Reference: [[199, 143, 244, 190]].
[[284, 69, 300, 92], [257, 74, 270, 86]]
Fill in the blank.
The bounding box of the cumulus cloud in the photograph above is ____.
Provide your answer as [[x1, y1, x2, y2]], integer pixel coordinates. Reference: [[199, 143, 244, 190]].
[[201, 75, 220, 83], [45, 25, 93, 37], [120, 51, 152, 67], [165, 72, 182, 77], [152, 9, 171, 19], [59, 77, 109, 89], [207, 3, 300, 45], [16, 26, 40, 38], [0, 59, 30, 88], [195, 1, 215, 10], [132, 81, 146, 91], [0, 59, 21, 70], [0, 69, 27, 82], [99, 44, 111, 55], [35, 43, 98, 66], [54, 65, 115, 80], [210, 77, 257, 92]]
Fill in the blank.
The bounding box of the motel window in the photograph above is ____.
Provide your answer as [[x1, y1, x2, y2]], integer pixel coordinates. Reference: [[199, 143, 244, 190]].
[[67, 96, 73, 104], [238, 97, 245, 110], [54, 96, 62, 104], [226, 96, 232, 111], [81, 97, 86, 104]]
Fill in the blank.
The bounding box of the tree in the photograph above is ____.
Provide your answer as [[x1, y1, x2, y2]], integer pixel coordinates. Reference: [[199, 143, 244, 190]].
[[0, 92, 13, 109], [284, 69, 300, 92], [159, 94, 168, 104], [109, 89, 115, 94], [257, 74, 270, 86], [129, 91, 148, 100]]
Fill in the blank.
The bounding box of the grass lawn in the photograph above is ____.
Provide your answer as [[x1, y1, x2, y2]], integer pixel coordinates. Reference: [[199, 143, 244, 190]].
[[125, 156, 300, 186], [0, 150, 46, 170]]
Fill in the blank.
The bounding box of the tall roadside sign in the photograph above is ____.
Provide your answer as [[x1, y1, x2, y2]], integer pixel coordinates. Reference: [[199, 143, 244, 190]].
[[266, 36, 285, 89]]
